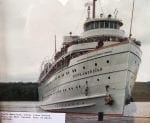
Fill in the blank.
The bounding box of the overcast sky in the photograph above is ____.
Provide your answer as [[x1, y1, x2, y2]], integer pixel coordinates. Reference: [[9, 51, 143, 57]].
[[0, 0, 150, 82]]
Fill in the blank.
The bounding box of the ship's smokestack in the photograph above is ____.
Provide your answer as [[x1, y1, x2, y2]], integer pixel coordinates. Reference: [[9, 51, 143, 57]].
[[93, 0, 97, 18]]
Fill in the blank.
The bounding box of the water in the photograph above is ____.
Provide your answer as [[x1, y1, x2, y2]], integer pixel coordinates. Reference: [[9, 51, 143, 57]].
[[0, 102, 150, 123]]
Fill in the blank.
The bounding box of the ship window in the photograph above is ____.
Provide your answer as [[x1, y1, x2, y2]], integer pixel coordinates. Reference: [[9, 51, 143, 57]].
[[97, 78, 100, 81], [83, 66, 85, 69], [85, 23, 89, 31], [108, 76, 111, 79], [114, 22, 117, 29], [110, 22, 114, 28], [95, 63, 97, 66], [62, 74, 64, 77], [66, 71, 69, 75], [91, 22, 94, 29], [100, 68, 102, 71], [100, 21, 104, 28], [105, 21, 109, 28], [87, 23, 90, 30], [79, 85, 81, 88], [95, 21, 99, 29]]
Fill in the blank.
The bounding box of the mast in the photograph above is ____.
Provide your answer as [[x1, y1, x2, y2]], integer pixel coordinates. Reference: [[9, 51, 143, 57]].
[[92, 0, 97, 18], [85, 2, 92, 19], [87, 6, 91, 19], [129, 0, 135, 38]]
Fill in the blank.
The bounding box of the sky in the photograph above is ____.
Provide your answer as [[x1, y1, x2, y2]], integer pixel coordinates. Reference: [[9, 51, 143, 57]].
[[0, 0, 150, 82]]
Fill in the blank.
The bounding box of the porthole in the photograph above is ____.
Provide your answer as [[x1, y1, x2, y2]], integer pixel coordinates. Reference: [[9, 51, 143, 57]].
[[95, 63, 97, 66], [108, 76, 111, 79], [83, 66, 85, 69], [107, 60, 110, 63], [66, 71, 69, 75], [79, 85, 81, 88], [97, 78, 100, 81]]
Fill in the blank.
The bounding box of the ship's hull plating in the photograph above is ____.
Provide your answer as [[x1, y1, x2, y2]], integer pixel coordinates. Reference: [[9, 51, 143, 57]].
[[39, 42, 141, 114]]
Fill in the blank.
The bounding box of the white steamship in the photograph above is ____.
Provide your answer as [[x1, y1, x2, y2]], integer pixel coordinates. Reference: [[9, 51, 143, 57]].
[[38, 0, 142, 114]]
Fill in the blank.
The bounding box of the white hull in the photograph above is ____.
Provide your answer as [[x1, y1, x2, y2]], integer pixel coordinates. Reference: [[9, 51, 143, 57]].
[[39, 42, 141, 114]]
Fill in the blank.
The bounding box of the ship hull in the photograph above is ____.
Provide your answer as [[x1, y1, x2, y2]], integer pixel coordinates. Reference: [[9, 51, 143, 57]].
[[39, 42, 141, 114]]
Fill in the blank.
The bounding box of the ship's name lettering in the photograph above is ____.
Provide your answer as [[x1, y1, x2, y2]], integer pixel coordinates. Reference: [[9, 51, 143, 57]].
[[73, 68, 101, 78]]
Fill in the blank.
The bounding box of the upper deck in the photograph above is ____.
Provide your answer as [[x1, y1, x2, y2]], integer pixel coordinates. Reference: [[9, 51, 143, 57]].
[[82, 16, 125, 38]]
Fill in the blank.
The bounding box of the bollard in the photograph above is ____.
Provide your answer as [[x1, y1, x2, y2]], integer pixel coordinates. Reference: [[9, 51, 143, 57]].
[[98, 112, 103, 121]]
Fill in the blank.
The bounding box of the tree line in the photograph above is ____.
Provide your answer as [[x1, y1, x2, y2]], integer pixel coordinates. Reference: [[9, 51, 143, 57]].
[[0, 82, 39, 101]]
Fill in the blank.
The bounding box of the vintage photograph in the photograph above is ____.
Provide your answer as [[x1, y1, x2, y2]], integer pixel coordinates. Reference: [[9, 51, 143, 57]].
[[0, 0, 150, 123]]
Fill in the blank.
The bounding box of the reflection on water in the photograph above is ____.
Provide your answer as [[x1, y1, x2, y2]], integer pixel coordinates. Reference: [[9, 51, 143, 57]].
[[124, 102, 150, 117]]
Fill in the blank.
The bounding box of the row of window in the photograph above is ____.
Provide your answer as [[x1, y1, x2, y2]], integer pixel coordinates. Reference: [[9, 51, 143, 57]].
[[43, 74, 112, 99], [47, 85, 82, 97], [59, 85, 81, 93], [55, 60, 110, 80], [84, 21, 120, 31], [53, 101, 85, 108], [48, 75, 111, 96]]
